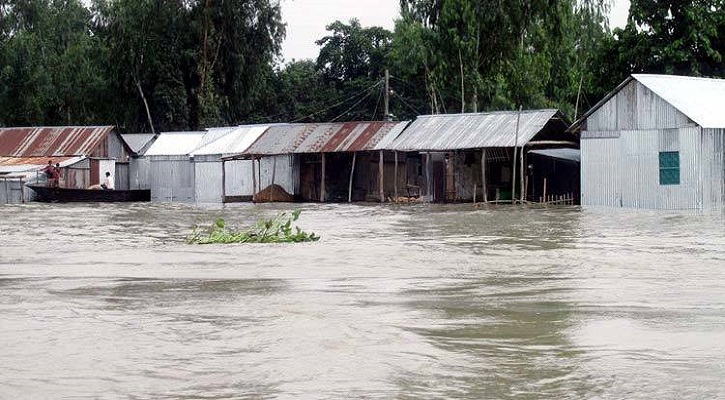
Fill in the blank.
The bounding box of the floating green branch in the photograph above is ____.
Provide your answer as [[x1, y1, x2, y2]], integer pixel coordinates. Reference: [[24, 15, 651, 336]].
[[187, 210, 320, 244]]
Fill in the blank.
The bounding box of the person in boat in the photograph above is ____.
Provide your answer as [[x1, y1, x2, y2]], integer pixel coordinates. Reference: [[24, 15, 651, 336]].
[[51, 163, 62, 187], [41, 160, 54, 186], [88, 172, 114, 190]]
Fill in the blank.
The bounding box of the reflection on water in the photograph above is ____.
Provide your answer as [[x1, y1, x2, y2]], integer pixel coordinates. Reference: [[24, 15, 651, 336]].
[[0, 202, 723, 399]]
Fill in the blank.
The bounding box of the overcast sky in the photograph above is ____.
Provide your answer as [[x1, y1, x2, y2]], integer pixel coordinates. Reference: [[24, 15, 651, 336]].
[[279, 0, 631, 63]]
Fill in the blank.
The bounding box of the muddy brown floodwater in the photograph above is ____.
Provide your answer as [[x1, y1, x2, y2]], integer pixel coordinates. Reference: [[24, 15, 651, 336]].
[[1, 202, 723, 399]]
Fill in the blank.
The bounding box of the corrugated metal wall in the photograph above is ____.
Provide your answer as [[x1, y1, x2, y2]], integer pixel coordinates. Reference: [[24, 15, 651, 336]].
[[587, 81, 694, 131], [194, 160, 223, 203], [701, 129, 725, 211], [582, 128, 704, 209], [581, 136, 621, 206], [149, 157, 195, 202], [0, 179, 25, 203], [115, 163, 129, 190], [129, 157, 150, 190]]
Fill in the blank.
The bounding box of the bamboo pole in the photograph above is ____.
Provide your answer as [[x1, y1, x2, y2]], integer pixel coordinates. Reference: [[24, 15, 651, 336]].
[[394, 151, 398, 199], [425, 153, 431, 201], [511, 107, 522, 203], [320, 153, 326, 202], [473, 183, 477, 204], [348, 152, 356, 203], [252, 157, 257, 202], [221, 159, 226, 202], [481, 149, 487, 202], [520, 146, 525, 202], [270, 156, 277, 202], [379, 150, 384, 202], [543, 177, 547, 204]]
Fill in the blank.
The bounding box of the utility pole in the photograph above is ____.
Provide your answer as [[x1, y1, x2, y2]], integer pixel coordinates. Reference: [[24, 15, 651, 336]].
[[384, 69, 390, 121]]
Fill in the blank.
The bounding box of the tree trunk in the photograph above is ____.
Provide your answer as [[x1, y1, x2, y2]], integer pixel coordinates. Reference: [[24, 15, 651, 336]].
[[133, 73, 155, 134]]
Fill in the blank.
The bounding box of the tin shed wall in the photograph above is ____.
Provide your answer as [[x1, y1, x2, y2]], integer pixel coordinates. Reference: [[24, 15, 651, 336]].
[[149, 157, 195, 202], [582, 127, 703, 209], [701, 129, 725, 211], [587, 81, 694, 131], [581, 136, 621, 207], [194, 160, 223, 203], [129, 157, 150, 190]]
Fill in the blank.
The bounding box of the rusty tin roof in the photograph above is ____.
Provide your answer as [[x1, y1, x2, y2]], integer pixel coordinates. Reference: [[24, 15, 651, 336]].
[[243, 121, 409, 156], [0, 126, 115, 157]]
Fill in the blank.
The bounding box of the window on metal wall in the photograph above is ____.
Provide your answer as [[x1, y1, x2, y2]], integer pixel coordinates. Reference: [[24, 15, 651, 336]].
[[659, 151, 680, 185]]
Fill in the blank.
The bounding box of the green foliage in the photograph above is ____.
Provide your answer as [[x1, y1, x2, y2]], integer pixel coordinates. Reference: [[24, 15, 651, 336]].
[[187, 210, 320, 244]]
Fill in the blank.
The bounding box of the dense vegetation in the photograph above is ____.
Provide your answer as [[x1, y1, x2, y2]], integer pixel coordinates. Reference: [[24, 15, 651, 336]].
[[1, 0, 723, 131], [187, 210, 320, 244]]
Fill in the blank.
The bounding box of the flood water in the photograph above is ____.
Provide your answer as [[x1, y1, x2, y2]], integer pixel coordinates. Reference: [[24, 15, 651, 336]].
[[1, 202, 723, 399]]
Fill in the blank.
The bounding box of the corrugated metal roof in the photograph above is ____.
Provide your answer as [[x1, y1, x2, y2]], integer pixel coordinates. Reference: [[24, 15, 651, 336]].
[[244, 121, 408, 156], [529, 148, 580, 162], [196, 126, 239, 150], [632, 74, 725, 129], [0, 126, 114, 157], [388, 110, 565, 151], [143, 131, 205, 156], [373, 121, 411, 150], [0, 156, 86, 173], [121, 134, 156, 154], [192, 125, 270, 156]]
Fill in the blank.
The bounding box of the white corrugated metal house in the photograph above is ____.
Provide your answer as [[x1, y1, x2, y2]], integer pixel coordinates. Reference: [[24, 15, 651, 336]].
[[572, 74, 725, 210], [191, 125, 274, 203], [132, 131, 204, 202]]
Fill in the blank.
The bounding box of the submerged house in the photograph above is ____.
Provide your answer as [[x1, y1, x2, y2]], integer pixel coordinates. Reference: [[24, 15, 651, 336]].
[[228, 121, 409, 202], [0, 126, 132, 203], [384, 110, 577, 203], [572, 74, 725, 210], [191, 125, 270, 203], [133, 131, 205, 202]]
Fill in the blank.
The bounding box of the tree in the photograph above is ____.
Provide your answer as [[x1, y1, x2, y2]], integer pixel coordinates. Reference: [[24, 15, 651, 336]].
[[0, 0, 109, 126]]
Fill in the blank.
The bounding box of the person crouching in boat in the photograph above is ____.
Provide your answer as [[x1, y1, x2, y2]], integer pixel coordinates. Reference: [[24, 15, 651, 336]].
[[88, 171, 115, 190]]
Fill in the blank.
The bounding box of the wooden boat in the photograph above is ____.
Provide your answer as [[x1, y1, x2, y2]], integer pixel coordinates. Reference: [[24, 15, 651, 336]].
[[27, 185, 151, 202]]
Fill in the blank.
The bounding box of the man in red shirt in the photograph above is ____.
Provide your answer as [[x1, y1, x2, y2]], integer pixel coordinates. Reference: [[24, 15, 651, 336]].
[[41, 160, 54, 186]]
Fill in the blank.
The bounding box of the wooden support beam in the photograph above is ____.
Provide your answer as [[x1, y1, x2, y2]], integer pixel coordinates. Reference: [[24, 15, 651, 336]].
[[348, 152, 356, 203], [394, 151, 398, 199], [251, 157, 257, 201], [221, 159, 226, 202], [270, 156, 277, 202], [320, 153, 326, 202], [379, 150, 384, 202], [425, 153, 431, 201], [481, 149, 487, 202]]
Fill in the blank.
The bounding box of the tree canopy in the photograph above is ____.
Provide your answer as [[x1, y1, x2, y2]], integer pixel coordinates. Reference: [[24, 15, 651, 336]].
[[1, 0, 724, 130]]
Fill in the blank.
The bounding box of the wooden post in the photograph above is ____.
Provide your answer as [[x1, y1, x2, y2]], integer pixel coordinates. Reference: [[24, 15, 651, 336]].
[[20, 178, 25, 203], [221, 159, 226, 202], [511, 106, 522, 204], [320, 153, 326, 202], [473, 183, 477, 204], [251, 157, 257, 202], [257, 158, 261, 194], [519, 145, 525, 203], [394, 151, 398, 200], [543, 177, 547, 204], [348, 152, 356, 202], [425, 153, 431, 200], [379, 150, 384, 202], [481, 149, 488, 202], [270, 156, 277, 202]]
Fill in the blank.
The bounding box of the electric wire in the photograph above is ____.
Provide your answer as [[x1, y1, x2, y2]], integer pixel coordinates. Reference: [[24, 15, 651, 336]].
[[328, 85, 377, 122], [289, 80, 382, 123]]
